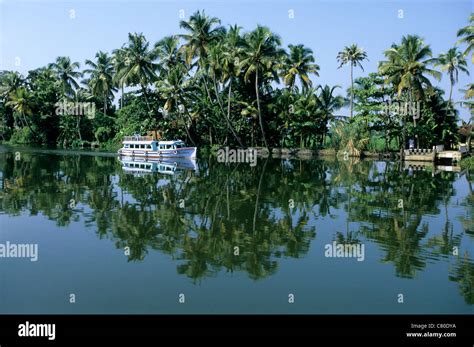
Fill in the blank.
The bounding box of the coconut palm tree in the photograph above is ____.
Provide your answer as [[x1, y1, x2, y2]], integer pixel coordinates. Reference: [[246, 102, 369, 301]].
[[6, 87, 37, 137], [49, 56, 82, 99], [379, 35, 441, 99], [220, 25, 244, 147], [315, 85, 346, 145], [281, 44, 320, 91], [240, 26, 284, 148], [154, 35, 184, 74], [112, 47, 128, 109], [179, 10, 224, 69], [0, 71, 24, 100], [156, 65, 196, 145], [336, 44, 368, 118], [119, 33, 159, 111], [457, 14, 474, 64], [84, 51, 117, 115], [379, 35, 441, 150], [436, 47, 470, 108], [179, 10, 225, 117]]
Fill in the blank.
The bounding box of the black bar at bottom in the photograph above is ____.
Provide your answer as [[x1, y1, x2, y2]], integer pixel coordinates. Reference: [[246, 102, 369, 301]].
[[0, 314, 472, 344]]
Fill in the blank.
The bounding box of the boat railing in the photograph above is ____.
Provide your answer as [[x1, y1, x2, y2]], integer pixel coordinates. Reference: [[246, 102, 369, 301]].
[[123, 135, 154, 141]]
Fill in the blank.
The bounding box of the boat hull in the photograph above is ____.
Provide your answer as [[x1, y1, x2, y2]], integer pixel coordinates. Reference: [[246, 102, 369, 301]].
[[118, 147, 197, 158]]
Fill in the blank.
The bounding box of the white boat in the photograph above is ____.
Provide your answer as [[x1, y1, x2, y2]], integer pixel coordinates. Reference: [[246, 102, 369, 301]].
[[118, 136, 197, 159]]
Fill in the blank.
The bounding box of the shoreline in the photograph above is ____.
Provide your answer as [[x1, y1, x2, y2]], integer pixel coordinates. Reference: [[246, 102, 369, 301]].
[[1, 143, 470, 166]]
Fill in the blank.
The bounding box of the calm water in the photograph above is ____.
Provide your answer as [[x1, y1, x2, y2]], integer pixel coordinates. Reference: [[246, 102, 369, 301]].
[[0, 145, 472, 314]]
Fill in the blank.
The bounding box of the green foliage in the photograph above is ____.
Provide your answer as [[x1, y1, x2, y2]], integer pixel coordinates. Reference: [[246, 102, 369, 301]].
[[9, 127, 34, 144], [460, 156, 474, 170], [0, 11, 472, 152]]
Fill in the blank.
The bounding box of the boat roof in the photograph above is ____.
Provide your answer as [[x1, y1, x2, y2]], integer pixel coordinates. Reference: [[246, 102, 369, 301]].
[[122, 139, 185, 144], [158, 140, 185, 144]]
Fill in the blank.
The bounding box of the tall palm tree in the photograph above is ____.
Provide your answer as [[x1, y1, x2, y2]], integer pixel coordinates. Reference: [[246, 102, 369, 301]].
[[0, 71, 24, 101], [457, 14, 474, 64], [179, 10, 224, 69], [6, 87, 37, 138], [379, 35, 441, 99], [84, 51, 117, 115], [119, 33, 159, 111], [154, 35, 184, 74], [436, 47, 470, 108], [240, 26, 284, 148], [220, 25, 244, 147], [112, 48, 128, 109], [179, 10, 225, 114], [49, 56, 82, 99], [281, 44, 320, 91], [156, 65, 196, 145], [315, 85, 346, 145], [336, 44, 368, 118], [379, 35, 441, 150]]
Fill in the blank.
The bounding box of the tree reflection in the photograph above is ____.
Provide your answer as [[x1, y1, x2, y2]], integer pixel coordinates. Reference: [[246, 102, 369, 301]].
[[0, 149, 472, 304]]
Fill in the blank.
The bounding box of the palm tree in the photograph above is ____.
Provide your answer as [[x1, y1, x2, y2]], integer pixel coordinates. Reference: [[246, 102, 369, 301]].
[[6, 87, 37, 138], [119, 33, 159, 111], [281, 44, 320, 91], [220, 25, 244, 147], [156, 65, 196, 145], [112, 48, 128, 109], [379, 35, 440, 99], [315, 85, 346, 145], [49, 56, 82, 99], [84, 51, 117, 115], [49, 56, 83, 141], [436, 47, 470, 108], [0, 71, 24, 100], [154, 35, 184, 73], [179, 10, 225, 118], [379, 35, 441, 150], [457, 14, 474, 64], [179, 10, 224, 69], [336, 44, 368, 118], [240, 26, 284, 148]]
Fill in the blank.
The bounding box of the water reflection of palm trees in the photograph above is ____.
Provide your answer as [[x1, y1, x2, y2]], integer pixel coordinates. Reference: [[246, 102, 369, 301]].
[[0, 150, 472, 304]]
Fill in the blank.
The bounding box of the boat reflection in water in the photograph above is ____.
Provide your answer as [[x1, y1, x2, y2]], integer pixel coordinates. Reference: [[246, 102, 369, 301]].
[[119, 156, 198, 175]]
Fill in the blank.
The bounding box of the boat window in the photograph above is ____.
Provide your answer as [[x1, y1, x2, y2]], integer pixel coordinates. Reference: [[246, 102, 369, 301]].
[[146, 145, 151, 149], [159, 144, 164, 150], [176, 143, 183, 148], [124, 144, 129, 149]]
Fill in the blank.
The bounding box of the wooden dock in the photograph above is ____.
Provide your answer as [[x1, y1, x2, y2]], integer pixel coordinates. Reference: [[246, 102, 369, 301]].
[[404, 148, 467, 163]]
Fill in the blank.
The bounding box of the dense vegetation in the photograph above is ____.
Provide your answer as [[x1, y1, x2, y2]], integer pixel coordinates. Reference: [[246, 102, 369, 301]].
[[0, 11, 472, 154]]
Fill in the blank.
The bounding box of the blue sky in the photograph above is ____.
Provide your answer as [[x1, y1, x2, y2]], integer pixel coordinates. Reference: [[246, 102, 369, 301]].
[[0, 0, 472, 120]]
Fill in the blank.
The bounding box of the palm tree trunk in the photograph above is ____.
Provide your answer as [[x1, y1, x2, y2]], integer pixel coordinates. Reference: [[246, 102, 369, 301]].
[[226, 79, 244, 147], [178, 97, 196, 146], [350, 63, 354, 118], [409, 89, 419, 150], [121, 82, 124, 109], [103, 94, 107, 115], [448, 81, 453, 108], [255, 70, 268, 148], [141, 84, 151, 111], [22, 112, 39, 141]]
